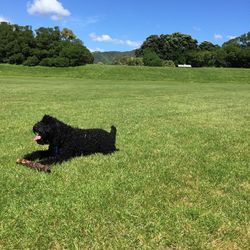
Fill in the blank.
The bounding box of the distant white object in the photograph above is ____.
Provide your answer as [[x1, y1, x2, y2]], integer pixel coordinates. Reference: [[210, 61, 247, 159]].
[[178, 64, 192, 68]]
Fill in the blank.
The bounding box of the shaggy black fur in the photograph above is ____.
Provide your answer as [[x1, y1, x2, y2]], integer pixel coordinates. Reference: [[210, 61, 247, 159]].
[[23, 115, 117, 166]]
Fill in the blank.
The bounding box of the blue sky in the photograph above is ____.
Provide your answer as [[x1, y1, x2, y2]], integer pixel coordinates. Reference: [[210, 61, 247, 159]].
[[0, 0, 249, 52]]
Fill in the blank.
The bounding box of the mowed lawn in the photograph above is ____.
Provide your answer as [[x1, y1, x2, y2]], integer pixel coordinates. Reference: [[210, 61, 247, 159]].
[[0, 65, 249, 249]]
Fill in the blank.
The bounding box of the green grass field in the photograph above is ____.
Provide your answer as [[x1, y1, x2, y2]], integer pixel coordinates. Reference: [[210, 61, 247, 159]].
[[0, 64, 249, 249]]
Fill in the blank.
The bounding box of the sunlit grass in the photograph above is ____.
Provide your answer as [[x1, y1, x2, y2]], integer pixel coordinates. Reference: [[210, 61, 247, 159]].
[[0, 65, 249, 249]]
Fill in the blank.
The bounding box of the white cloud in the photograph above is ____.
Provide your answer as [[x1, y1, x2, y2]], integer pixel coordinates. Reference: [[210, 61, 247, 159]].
[[124, 39, 141, 47], [89, 33, 142, 48], [214, 34, 223, 40], [89, 33, 112, 42], [27, 0, 70, 20], [0, 16, 10, 23]]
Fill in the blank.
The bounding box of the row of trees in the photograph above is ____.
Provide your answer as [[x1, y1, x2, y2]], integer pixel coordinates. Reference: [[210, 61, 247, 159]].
[[0, 22, 93, 66], [0, 21, 249, 68], [135, 32, 250, 68]]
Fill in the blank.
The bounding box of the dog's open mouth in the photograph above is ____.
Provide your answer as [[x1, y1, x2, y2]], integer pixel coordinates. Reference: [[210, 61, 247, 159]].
[[33, 133, 42, 141]]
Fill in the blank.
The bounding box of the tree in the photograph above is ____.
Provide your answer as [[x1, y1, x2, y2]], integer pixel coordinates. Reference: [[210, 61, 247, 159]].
[[61, 28, 76, 41], [136, 32, 198, 64], [23, 56, 39, 66], [0, 22, 12, 62], [135, 35, 160, 57], [186, 50, 215, 67], [33, 26, 93, 66], [222, 44, 250, 68], [8, 53, 25, 64], [0, 22, 93, 67], [214, 49, 227, 67], [0, 23, 34, 63], [223, 32, 250, 48], [199, 41, 219, 51], [34, 27, 61, 59], [60, 41, 94, 66], [142, 48, 162, 66]]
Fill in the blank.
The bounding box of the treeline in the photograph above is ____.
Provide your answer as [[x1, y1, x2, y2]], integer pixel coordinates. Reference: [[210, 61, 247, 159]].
[[1, 21, 249, 68], [0, 22, 93, 67], [135, 32, 250, 68]]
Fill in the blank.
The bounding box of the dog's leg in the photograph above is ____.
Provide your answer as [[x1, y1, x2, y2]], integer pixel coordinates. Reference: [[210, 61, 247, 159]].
[[38, 152, 72, 165], [23, 150, 50, 161]]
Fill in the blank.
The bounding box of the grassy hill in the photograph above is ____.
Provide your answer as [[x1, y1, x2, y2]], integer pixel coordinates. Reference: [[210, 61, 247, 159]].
[[0, 63, 249, 83], [92, 50, 135, 64], [0, 64, 249, 249]]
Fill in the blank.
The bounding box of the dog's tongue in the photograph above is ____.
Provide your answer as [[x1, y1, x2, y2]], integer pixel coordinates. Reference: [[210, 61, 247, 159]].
[[34, 135, 42, 141]]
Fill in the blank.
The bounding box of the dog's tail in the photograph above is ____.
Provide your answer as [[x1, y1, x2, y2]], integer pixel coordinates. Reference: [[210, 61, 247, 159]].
[[110, 126, 118, 150]]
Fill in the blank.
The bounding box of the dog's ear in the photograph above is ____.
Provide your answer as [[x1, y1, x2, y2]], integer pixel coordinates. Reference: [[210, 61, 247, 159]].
[[42, 115, 54, 123]]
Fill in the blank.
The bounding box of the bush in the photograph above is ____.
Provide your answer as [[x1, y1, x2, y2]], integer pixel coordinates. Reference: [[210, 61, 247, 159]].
[[39, 58, 54, 67], [114, 57, 144, 66], [39, 57, 70, 67], [162, 60, 175, 67], [142, 48, 162, 67], [31, 49, 49, 60], [23, 56, 39, 66], [8, 53, 25, 64], [127, 57, 144, 66], [52, 57, 70, 67]]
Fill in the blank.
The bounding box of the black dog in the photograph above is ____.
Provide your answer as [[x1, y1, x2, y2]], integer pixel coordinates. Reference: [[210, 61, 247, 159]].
[[23, 115, 117, 166]]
